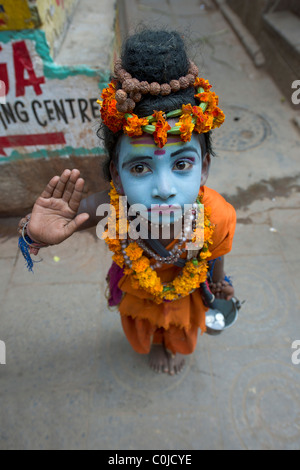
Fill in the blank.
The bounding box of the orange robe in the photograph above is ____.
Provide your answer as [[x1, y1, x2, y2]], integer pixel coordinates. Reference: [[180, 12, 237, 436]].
[[117, 186, 236, 354]]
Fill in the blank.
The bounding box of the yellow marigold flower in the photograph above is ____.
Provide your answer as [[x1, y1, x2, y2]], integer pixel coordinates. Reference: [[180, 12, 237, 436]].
[[152, 282, 164, 294], [124, 266, 133, 275], [199, 250, 211, 260], [139, 268, 158, 289], [112, 253, 124, 267], [125, 243, 143, 260], [132, 256, 150, 273], [106, 238, 121, 251], [109, 181, 121, 205], [204, 227, 213, 241], [185, 260, 199, 274]]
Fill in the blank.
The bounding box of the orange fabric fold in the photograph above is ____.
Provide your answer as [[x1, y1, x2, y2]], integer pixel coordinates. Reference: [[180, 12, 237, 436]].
[[116, 186, 236, 355]]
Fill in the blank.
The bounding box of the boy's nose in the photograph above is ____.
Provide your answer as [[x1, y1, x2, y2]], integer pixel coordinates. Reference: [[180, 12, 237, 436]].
[[152, 181, 177, 201]]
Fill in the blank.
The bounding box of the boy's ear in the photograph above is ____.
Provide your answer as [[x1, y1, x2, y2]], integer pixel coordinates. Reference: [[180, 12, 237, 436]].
[[109, 161, 124, 194], [201, 153, 211, 186]]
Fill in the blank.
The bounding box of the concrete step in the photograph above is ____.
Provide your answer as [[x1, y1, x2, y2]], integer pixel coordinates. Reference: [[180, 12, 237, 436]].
[[263, 10, 300, 75], [55, 0, 116, 69], [261, 10, 300, 108]]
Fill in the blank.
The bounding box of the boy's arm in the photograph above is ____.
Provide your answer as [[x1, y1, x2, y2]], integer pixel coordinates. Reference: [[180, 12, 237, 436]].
[[211, 256, 225, 283], [210, 256, 234, 300]]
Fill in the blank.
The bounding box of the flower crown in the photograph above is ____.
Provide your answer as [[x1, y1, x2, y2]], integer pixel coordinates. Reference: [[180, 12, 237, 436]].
[[97, 60, 225, 148]]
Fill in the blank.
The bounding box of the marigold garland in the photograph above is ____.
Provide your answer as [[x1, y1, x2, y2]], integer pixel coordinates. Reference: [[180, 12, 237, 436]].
[[98, 75, 225, 146], [104, 182, 215, 304]]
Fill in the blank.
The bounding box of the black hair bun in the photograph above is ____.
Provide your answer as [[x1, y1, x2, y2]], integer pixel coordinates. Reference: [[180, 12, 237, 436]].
[[121, 30, 189, 84]]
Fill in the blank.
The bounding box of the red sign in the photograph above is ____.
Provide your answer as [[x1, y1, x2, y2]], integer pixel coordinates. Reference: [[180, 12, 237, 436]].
[[0, 132, 66, 156]]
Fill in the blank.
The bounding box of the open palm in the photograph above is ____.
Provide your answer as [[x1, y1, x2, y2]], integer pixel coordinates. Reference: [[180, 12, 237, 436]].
[[28, 169, 89, 245]]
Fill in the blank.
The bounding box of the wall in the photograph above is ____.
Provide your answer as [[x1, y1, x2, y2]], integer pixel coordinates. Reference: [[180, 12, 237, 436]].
[[0, 0, 40, 30], [0, 0, 115, 216], [35, 0, 79, 57]]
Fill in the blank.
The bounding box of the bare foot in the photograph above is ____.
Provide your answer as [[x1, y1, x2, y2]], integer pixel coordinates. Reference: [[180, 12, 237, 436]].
[[149, 344, 169, 373], [165, 350, 185, 375], [149, 344, 185, 375]]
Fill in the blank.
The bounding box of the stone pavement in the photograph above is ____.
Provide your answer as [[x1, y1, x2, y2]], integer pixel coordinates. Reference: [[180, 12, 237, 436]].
[[1, 0, 300, 450]]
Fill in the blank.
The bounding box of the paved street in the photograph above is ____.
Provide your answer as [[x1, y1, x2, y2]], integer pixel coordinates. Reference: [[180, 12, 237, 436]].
[[0, 0, 300, 450]]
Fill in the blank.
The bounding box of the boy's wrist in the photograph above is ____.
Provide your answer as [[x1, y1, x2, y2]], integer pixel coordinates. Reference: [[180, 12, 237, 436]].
[[26, 222, 49, 247], [18, 214, 49, 248], [223, 274, 233, 287]]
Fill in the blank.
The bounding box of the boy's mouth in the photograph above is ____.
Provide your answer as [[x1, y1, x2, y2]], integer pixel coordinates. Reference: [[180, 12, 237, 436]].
[[148, 204, 181, 213]]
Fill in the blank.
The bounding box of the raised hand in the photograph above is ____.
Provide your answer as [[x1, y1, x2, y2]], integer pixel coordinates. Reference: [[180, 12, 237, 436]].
[[27, 169, 89, 245]]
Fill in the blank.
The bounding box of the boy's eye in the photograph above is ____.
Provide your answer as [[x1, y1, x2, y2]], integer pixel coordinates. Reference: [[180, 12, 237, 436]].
[[130, 164, 150, 175], [173, 160, 193, 171]]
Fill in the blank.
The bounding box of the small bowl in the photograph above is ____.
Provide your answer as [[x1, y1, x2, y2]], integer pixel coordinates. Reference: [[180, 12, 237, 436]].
[[205, 297, 240, 335]]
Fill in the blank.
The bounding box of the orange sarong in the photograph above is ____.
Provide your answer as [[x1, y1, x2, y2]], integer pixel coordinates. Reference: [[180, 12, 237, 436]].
[[117, 186, 236, 355]]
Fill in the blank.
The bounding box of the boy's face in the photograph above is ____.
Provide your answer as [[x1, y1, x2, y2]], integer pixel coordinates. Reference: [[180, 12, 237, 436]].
[[112, 131, 209, 224]]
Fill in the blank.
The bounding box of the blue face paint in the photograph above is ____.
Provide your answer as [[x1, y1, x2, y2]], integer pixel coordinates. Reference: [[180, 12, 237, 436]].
[[116, 133, 203, 224]]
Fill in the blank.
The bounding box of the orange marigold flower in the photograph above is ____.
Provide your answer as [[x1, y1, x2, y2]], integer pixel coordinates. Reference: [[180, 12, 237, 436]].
[[205, 92, 218, 112], [192, 108, 213, 133], [124, 114, 149, 137], [203, 113, 214, 132], [194, 77, 212, 92], [211, 92, 219, 107], [195, 91, 210, 103], [192, 106, 206, 133], [100, 81, 124, 132], [152, 110, 171, 148], [178, 113, 195, 142], [181, 103, 194, 115], [212, 106, 225, 129]]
